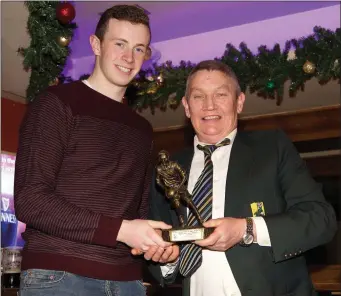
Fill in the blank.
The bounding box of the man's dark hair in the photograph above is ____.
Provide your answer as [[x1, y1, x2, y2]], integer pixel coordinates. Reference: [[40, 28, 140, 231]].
[[185, 60, 241, 98], [95, 5, 151, 42]]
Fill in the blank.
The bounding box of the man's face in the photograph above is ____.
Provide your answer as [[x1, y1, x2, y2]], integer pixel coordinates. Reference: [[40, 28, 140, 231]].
[[91, 19, 150, 87], [182, 70, 245, 144]]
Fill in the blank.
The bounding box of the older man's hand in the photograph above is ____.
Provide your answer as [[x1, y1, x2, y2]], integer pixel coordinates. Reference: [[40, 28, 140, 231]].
[[194, 218, 247, 251]]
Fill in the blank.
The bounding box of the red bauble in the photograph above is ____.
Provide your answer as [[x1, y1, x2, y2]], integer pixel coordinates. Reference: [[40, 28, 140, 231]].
[[56, 2, 76, 24]]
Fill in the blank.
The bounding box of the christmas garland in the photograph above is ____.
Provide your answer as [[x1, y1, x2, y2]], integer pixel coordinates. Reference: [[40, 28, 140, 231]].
[[19, 3, 339, 113], [72, 26, 340, 113], [127, 26, 340, 113], [18, 1, 77, 102]]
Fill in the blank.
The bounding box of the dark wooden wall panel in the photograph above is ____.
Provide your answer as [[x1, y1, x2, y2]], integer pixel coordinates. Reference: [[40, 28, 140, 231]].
[[238, 105, 341, 142], [305, 155, 340, 177], [153, 105, 341, 156], [152, 128, 187, 162]]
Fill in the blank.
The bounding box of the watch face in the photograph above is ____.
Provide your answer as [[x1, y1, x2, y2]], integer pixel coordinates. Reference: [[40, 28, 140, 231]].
[[244, 234, 254, 245]]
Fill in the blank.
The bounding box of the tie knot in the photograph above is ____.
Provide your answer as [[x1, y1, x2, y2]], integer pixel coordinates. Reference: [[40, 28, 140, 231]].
[[197, 138, 230, 156]]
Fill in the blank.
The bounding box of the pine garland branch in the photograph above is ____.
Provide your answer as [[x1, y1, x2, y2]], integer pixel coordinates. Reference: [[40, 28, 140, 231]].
[[19, 4, 339, 113], [126, 26, 340, 113], [18, 1, 77, 102], [51, 25, 339, 113], [130, 27, 341, 112]]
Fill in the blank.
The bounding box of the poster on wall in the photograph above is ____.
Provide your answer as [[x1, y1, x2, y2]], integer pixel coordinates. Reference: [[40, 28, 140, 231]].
[[1, 152, 26, 248]]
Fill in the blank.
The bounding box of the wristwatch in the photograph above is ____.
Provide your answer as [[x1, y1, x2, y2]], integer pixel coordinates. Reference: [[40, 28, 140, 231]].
[[239, 217, 254, 247]]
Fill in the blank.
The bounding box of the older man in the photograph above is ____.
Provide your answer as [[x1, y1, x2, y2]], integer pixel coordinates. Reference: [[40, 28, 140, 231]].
[[145, 60, 337, 296]]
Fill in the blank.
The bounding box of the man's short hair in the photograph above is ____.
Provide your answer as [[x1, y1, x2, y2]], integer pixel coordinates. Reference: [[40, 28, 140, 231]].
[[95, 5, 151, 43], [185, 60, 241, 98]]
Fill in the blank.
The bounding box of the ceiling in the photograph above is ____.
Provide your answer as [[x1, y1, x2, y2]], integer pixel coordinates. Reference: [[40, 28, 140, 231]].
[[70, 1, 337, 58], [74, 1, 337, 42], [1, 1, 340, 130]]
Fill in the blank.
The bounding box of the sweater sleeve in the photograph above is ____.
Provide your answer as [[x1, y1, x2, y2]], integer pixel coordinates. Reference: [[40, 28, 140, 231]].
[[14, 92, 122, 248], [138, 141, 154, 219]]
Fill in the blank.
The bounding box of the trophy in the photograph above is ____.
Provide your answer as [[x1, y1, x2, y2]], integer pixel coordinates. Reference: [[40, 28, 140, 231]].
[[156, 150, 214, 242]]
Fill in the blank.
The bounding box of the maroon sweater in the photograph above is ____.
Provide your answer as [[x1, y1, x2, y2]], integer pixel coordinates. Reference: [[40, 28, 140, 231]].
[[14, 81, 154, 281]]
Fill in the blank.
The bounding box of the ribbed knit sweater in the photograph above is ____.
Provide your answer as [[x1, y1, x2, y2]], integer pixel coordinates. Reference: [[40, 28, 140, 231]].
[[14, 80, 154, 281]]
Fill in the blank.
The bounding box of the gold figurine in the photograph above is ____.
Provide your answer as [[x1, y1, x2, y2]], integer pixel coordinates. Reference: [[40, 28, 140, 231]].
[[156, 150, 209, 242]]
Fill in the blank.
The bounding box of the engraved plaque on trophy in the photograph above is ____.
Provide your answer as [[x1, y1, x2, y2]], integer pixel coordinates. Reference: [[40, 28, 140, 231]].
[[156, 150, 214, 242]]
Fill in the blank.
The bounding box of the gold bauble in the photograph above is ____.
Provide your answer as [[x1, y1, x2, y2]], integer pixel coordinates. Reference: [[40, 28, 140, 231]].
[[146, 84, 158, 94], [303, 61, 316, 74], [156, 74, 164, 85], [49, 77, 59, 86], [168, 98, 178, 108], [168, 92, 178, 107], [333, 59, 339, 70], [58, 36, 71, 47]]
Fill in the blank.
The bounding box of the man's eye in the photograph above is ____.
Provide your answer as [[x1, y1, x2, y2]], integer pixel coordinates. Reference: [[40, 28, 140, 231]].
[[135, 47, 145, 53]]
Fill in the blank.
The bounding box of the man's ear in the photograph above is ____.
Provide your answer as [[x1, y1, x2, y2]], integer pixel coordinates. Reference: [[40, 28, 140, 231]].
[[182, 97, 191, 118], [236, 92, 246, 114], [90, 34, 101, 56], [144, 47, 152, 60]]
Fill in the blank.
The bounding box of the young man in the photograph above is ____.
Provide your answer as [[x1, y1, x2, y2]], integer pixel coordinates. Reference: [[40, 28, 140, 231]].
[[14, 5, 176, 296], [147, 60, 337, 296]]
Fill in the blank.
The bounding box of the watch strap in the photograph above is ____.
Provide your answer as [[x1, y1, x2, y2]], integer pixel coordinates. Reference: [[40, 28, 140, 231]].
[[246, 217, 253, 235], [239, 217, 254, 246]]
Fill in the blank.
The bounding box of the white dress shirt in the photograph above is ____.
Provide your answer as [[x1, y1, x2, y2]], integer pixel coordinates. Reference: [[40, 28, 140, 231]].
[[161, 129, 271, 296]]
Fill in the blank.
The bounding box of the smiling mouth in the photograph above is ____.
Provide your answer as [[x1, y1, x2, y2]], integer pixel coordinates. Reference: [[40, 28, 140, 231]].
[[203, 115, 221, 120], [116, 65, 132, 74]]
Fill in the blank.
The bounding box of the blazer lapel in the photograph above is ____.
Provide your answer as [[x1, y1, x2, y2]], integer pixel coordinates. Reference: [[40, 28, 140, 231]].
[[224, 131, 255, 217], [224, 132, 256, 291]]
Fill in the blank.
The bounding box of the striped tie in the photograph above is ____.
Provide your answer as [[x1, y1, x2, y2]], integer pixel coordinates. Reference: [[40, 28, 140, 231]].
[[179, 138, 230, 277]]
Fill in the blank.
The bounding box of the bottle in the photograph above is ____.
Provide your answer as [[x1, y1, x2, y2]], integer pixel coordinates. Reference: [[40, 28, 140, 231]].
[[2, 272, 20, 288], [2, 247, 22, 288]]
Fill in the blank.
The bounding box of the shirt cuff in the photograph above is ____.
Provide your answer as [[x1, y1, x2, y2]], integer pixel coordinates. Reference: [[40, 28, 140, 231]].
[[252, 216, 272, 247], [160, 258, 179, 277]]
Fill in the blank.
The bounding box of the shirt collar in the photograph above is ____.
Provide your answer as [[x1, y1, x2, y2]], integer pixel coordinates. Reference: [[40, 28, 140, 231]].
[[193, 128, 237, 151]]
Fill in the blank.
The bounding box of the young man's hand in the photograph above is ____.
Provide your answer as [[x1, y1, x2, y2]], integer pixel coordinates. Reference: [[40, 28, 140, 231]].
[[131, 236, 180, 264], [117, 219, 172, 251], [131, 228, 180, 263]]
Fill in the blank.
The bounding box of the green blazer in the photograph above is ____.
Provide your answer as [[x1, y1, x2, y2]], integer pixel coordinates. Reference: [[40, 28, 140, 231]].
[[148, 129, 337, 296]]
